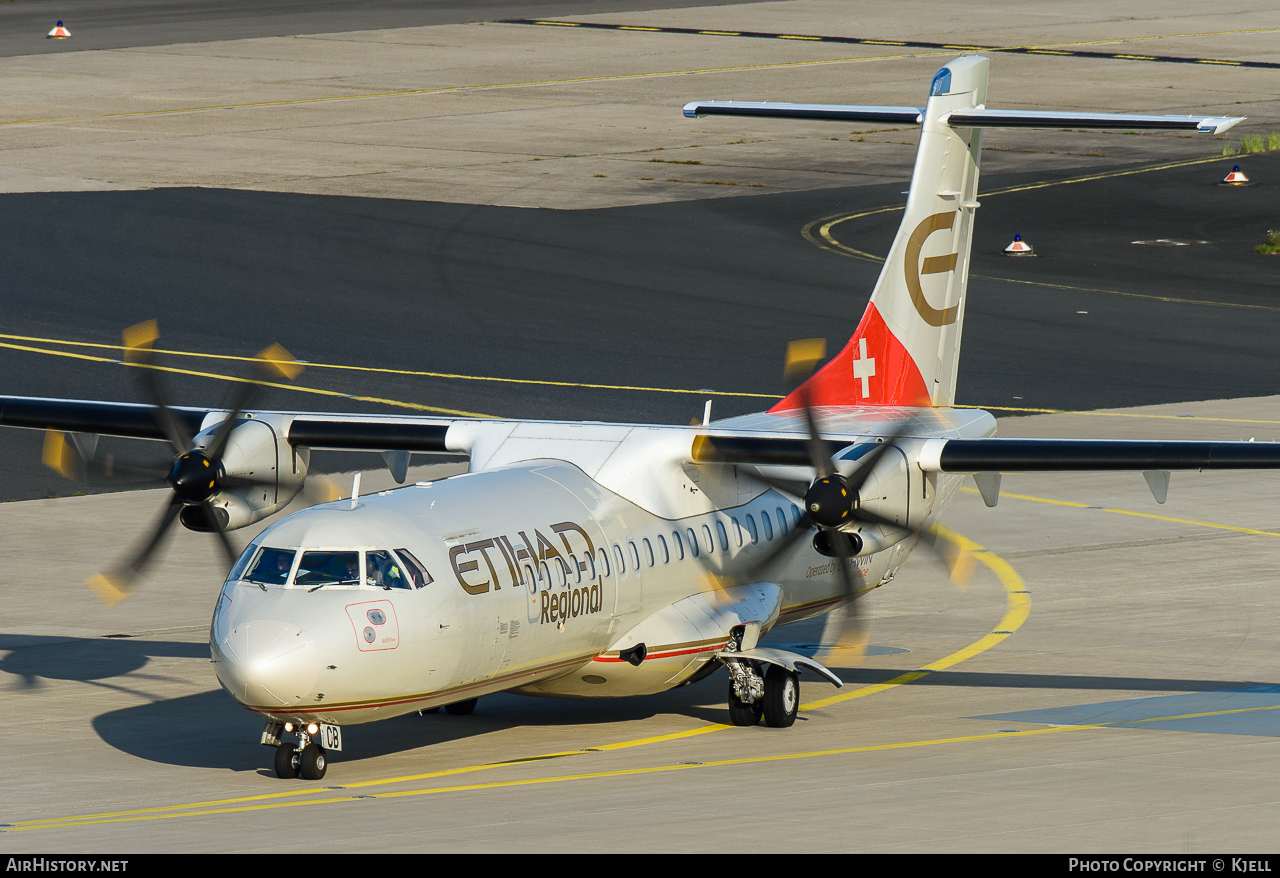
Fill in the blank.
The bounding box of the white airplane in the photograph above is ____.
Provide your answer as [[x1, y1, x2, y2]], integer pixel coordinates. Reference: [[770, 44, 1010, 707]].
[[3, 56, 1271, 781]]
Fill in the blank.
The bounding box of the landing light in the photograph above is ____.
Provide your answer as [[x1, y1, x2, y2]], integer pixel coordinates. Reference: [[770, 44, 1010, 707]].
[[284, 722, 294, 732], [307, 723, 319, 735]]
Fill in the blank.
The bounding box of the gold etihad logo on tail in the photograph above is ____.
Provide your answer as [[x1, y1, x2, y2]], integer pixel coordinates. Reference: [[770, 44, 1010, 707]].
[[905, 212, 960, 326]]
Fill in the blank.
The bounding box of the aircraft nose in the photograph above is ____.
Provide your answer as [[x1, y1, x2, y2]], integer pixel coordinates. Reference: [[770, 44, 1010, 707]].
[[215, 619, 321, 707]]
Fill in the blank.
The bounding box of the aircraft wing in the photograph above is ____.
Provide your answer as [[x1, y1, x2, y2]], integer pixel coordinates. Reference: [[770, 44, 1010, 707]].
[[690, 431, 1280, 471], [0, 395, 454, 452], [917, 438, 1280, 471]]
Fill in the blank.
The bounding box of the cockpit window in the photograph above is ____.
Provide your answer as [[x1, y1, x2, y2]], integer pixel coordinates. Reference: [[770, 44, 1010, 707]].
[[244, 547, 296, 585], [294, 551, 360, 586], [394, 549, 433, 589], [366, 550, 410, 590]]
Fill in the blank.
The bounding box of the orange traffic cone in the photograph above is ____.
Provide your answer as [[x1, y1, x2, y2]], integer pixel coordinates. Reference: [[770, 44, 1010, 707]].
[[1003, 234, 1035, 257], [1222, 164, 1250, 185], [47, 21, 71, 39]]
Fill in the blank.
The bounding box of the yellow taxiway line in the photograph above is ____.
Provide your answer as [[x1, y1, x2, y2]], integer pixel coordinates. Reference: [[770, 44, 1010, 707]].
[[964, 486, 1280, 538], [7, 331, 1280, 427]]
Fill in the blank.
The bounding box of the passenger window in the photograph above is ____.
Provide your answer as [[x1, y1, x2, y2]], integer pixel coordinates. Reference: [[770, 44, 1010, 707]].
[[538, 560, 550, 588], [657, 534, 670, 564], [394, 548, 433, 589], [672, 531, 685, 561], [761, 511, 774, 541], [629, 541, 641, 570], [643, 538, 655, 567], [568, 553, 582, 584], [745, 515, 758, 544], [686, 528, 700, 558], [522, 563, 537, 591], [731, 518, 743, 547], [554, 557, 569, 588], [245, 547, 295, 585], [792, 504, 803, 526], [614, 544, 626, 575], [366, 550, 410, 589], [295, 551, 360, 586], [585, 551, 597, 580], [702, 524, 714, 554], [716, 520, 729, 552]]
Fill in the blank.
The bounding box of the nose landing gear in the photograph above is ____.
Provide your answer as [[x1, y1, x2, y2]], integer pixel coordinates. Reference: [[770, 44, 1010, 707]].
[[267, 721, 329, 780]]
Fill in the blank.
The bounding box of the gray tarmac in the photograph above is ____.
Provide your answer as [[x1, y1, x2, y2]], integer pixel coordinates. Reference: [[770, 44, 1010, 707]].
[[3, 0, 1280, 854]]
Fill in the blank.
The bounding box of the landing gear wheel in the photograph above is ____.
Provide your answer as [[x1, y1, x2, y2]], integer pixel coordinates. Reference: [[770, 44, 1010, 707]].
[[727, 683, 763, 727], [445, 698, 477, 716], [298, 743, 327, 780], [274, 743, 298, 779], [762, 665, 799, 728]]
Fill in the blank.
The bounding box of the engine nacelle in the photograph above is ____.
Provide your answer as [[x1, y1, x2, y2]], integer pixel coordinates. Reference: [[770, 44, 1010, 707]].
[[181, 414, 308, 531]]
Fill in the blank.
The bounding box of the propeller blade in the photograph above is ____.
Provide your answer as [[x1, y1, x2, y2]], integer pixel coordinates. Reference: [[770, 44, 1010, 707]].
[[716, 511, 815, 590], [203, 501, 241, 569], [814, 602, 869, 667], [123, 320, 193, 455], [85, 493, 183, 604], [205, 343, 303, 462], [918, 523, 978, 589], [301, 474, 344, 507], [42, 429, 169, 486]]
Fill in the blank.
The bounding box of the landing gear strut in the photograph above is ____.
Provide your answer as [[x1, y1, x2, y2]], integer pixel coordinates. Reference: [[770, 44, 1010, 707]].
[[724, 659, 765, 726]]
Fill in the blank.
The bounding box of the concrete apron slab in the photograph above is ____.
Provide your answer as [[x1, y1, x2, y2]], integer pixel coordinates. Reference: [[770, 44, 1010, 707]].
[[3, 0, 1279, 207]]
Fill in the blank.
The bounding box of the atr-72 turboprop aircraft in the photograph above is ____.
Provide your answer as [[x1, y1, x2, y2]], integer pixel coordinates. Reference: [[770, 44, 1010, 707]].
[[3, 56, 1275, 781]]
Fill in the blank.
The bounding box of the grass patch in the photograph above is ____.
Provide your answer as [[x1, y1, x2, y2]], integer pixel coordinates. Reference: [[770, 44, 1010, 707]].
[[1256, 230, 1280, 255], [1241, 135, 1265, 154]]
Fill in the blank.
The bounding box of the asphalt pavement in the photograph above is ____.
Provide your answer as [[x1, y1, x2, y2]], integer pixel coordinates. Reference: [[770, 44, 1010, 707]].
[[0, 0, 770, 56], [3, 151, 1279, 498]]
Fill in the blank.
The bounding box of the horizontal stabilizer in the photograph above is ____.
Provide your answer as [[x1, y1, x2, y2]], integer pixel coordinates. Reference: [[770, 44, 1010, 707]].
[[945, 108, 1244, 134], [921, 438, 1280, 472], [683, 101, 1242, 135], [683, 101, 923, 124]]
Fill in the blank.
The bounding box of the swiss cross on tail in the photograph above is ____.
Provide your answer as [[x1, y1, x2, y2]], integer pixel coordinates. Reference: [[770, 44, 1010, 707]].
[[771, 208, 959, 412]]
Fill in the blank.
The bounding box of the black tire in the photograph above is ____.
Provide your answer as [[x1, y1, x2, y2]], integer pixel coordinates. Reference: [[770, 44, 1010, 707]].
[[727, 682, 762, 727], [445, 698, 478, 716], [298, 743, 327, 780], [274, 743, 298, 779], [762, 665, 799, 728]]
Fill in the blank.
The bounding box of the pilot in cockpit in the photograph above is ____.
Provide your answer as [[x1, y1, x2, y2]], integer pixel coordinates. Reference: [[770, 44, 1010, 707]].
[[366, 550, 409, 589]]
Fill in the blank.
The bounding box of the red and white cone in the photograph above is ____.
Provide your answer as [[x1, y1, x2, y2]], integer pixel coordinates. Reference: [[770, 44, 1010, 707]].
[[1222, 164, 1249, 185], [47, 21, 71, 39], [1003, 234, 1035, 257]]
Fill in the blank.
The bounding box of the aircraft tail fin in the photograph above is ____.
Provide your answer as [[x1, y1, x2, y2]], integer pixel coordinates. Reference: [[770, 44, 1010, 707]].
[[685, 57, 1242, 410]]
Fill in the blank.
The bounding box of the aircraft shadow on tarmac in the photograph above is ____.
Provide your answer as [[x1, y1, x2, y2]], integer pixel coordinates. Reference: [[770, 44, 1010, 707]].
[[0, 633, 208, 690], [6, 633, 1274, 770], [87, 674, 746, 771]]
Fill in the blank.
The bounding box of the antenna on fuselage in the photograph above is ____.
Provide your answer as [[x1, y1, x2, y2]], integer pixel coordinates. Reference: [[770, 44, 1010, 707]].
[[350, 472, 362, 509]]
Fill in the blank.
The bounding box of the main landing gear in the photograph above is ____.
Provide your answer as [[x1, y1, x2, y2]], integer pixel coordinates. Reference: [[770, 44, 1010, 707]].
[[266, 721, 328, 780], [725, 660, 798, 728]]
